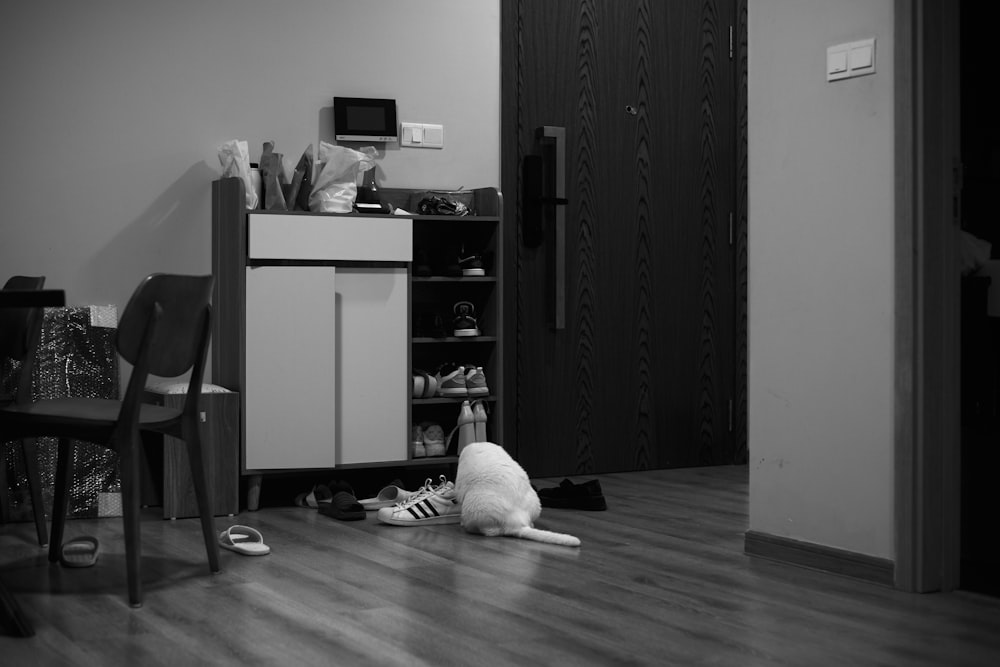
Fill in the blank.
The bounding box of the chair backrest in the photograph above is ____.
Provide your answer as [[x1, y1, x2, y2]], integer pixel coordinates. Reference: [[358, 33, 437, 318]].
[[0, 275, 46, 401], [117, 274, 214, 379]]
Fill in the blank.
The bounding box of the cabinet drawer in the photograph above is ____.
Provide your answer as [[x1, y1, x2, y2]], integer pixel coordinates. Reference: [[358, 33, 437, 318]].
[[248, 214, 412, 261]]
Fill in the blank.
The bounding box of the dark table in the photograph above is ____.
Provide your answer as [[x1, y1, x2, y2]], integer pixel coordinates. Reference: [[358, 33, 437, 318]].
[[0, 287, 64, 637], [0, 290, 66, 308]]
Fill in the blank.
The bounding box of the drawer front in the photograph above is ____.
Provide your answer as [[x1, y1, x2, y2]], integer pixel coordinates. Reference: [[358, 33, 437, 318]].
[[248, 214, 412, 261]]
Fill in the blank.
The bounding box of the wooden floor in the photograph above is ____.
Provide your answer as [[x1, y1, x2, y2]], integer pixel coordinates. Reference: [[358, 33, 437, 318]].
[[2, 465, 1000, 666]]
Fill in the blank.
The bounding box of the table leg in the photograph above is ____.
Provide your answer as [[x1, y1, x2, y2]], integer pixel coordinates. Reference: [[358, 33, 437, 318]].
[[246, 474, 262, 511]]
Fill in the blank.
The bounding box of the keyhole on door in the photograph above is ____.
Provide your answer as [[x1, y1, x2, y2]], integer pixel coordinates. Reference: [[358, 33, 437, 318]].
[[625, 105, 638, 116]]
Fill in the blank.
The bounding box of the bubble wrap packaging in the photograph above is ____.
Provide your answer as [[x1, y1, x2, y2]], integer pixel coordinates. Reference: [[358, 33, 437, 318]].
[[3, 306, 120, 519]]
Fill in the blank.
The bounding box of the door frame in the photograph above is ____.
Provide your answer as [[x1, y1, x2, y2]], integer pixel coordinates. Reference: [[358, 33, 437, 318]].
[[499, 0, 519, 453], [893, 0, 962, 592]]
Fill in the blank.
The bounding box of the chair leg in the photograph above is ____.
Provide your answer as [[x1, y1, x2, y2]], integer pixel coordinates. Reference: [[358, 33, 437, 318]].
[[183, 422, 220, 574], [20, 438, 49, 547], [119, 434, 143, 607], [47, 437, 73, 565]]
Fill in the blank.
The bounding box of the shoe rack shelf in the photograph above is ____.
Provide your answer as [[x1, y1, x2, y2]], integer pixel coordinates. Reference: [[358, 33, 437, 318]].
[[380, 187, 504, 458], [211, 178, 502, 507]]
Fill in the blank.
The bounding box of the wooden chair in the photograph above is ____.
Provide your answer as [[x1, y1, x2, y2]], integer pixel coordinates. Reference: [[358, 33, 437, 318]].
[[0, 274, 221, 607], [0, 275, 49, 547]]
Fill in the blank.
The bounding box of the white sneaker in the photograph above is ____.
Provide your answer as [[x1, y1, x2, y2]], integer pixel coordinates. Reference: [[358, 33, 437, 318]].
[[435, 364, 468, 397], [376, 476, 461, 526], [420, 422, 446, 457], [411, 424, 426, 458], [464, 366, 489, 397]]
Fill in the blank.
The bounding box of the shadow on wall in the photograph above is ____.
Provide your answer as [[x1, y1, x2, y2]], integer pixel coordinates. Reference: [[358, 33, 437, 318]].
[[83, 161, 220, 304]]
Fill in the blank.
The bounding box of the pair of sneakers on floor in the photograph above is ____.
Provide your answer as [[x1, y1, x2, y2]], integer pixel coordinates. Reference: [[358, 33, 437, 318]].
[[377, 475, 460, 526]]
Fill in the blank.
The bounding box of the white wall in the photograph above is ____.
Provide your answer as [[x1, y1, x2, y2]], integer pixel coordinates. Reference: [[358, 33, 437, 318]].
[[0, 0, 499, 313], [748, 0, 895, 559]]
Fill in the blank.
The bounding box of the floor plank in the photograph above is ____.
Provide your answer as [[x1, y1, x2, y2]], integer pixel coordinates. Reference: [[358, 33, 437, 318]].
[[2, 465, 999, 666]]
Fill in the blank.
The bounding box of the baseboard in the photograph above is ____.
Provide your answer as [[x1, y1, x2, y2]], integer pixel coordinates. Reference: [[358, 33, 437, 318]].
[[744, 530, 895, 587]]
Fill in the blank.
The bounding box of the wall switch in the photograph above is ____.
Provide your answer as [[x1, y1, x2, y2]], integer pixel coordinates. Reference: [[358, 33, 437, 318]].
[[827, 38, 876, 82], [848, 38, 875, 76], [827, 50, 848, 77], [422, 124, 443, 147], [401, 122, 444, 149]]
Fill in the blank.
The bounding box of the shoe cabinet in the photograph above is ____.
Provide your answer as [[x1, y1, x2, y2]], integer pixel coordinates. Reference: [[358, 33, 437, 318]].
[[212, 178, 502, 508]]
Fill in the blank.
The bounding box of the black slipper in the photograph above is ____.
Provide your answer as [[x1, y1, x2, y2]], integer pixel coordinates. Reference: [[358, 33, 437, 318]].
[[318, 481, 365, 521], [537, 478, 607, 511]]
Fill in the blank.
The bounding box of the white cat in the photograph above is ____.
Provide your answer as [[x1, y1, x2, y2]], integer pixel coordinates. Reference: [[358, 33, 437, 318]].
[[455, 442, 581, 547]]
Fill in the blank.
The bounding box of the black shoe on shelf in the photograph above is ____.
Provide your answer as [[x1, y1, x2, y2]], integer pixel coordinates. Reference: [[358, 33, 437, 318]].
[[443, 243, 486, 277], [458, 253, 485, 276], [414, 311, 448, 338], [452, 301, 481, 337], [536, 478, 607, 511], [414, 248, 433, 277], [444, 254, 463, 277]]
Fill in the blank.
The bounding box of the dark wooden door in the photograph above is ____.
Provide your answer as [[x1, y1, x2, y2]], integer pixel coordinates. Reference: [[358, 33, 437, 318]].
[[502, 0, 743, 477]]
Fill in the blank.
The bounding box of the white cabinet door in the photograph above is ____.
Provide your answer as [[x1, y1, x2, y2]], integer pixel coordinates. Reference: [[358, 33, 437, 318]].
[[334, 267, 408, 465], [243, 265, 408, 471], [245, 266, 338, 470]]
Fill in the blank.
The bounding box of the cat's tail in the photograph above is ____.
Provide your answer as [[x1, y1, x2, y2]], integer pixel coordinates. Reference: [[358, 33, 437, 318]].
[[508, 527, 581, 547]]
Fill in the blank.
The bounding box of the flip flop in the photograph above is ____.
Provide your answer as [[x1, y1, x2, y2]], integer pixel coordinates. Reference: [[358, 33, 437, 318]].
[[219, 525, 270, 556], [359, 480, 414, 510], [318, 481, 365, 521], [60, 536, 100, 568]]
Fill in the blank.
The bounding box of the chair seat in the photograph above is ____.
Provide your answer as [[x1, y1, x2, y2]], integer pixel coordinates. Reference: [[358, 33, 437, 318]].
[[1, 397, 182, 430]]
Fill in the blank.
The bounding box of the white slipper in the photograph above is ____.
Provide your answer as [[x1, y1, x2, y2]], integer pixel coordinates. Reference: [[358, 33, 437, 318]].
[[60, 535, 100, 568], [219, 525, 270, 556], [359, 483, 414, 510]]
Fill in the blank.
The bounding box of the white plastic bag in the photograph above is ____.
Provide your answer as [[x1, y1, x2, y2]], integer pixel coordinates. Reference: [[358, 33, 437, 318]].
[[217, 139, 258, 210], [309, 142, 377, 213]]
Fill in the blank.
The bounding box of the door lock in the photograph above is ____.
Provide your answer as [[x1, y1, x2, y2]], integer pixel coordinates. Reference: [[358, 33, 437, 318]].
[[521, 126, 568, 330]]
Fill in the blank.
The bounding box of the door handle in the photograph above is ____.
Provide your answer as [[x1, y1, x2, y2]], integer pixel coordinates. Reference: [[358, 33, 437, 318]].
[[522, 126, 567, 329]]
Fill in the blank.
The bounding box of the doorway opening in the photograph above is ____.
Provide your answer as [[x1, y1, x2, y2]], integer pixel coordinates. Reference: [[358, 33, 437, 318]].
[[958, 0, 1000, 598]]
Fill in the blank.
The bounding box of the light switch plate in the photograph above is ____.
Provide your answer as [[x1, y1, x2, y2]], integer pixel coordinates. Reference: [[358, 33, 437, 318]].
[[827, 49, 849, 78], [401, 122, 444, 149], [827, 37, 876, 82], [848, 38, 875, 77]]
